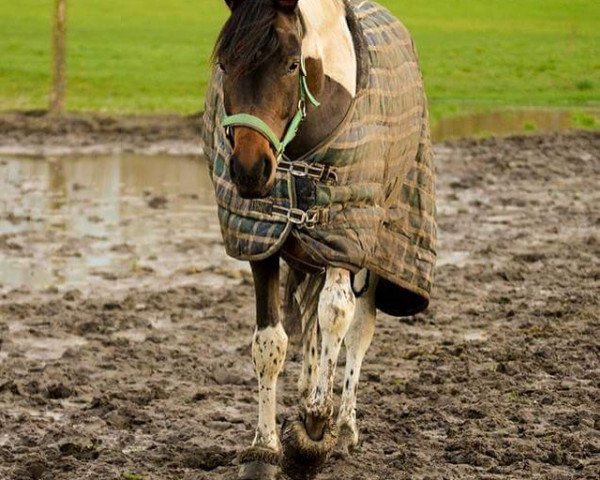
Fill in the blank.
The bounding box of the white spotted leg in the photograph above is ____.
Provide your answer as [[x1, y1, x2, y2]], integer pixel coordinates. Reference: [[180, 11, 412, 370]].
[[239, 257, 287, 480], [304, 267, 356, 439], [336, 272, 378, 453], [251, 323, 288, 450]]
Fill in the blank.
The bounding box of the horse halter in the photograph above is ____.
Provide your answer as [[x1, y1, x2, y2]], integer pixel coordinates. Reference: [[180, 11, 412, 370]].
[[222, 54, 321, 161]]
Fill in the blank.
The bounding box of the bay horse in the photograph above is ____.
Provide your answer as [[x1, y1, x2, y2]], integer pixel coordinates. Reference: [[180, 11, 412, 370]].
[[203, 0, 436, 478]]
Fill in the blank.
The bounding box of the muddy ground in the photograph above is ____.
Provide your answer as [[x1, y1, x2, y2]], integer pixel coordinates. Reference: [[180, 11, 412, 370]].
[[0, 132, 599, 480], [0, 112, 203, 156]]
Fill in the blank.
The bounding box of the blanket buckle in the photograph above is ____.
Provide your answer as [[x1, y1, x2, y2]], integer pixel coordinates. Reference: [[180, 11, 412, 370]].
[[277, 160, 337, 184], [287, 208, 308, 225], [271, 205, 328, 228], [304, 208, 326, 229]]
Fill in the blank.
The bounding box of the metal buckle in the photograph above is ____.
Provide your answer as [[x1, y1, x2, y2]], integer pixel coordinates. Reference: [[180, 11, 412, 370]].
[[272, 205, 306, 225], [298, 98, 307, 117], [287, 208, 308, 225], [276, 160, 338, 184], [292, 162, 311, 177], [271, 205, 325, 228], [304, 209, 320, 229], [321, 166, 338, 185]]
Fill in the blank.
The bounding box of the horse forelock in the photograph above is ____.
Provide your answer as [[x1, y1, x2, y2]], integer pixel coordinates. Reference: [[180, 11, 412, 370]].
[[215, 0, 282, 79]]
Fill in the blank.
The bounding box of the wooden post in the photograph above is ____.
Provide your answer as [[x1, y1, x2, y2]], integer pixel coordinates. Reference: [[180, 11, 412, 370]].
[[49, 0, 67, 114]]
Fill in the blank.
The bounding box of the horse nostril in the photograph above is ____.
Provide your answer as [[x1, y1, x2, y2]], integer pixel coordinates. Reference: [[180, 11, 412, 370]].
[[229, 155, 239, 181], [262, 156, 273, 181]]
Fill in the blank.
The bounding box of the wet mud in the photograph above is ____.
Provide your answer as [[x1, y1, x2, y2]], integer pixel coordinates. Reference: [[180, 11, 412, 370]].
[[1, 132, 599, 479]]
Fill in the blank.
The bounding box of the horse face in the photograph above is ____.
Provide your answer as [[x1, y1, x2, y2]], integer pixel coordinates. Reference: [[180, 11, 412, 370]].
[[218, 3, 302, 199]]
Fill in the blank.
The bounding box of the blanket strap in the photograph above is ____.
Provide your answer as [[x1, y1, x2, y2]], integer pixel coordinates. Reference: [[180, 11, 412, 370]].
[[277, 160, 338, 184]]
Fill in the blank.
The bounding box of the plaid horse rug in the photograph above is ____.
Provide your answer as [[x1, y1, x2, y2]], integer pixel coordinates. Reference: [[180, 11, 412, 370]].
[[201, 0, 437, 317]]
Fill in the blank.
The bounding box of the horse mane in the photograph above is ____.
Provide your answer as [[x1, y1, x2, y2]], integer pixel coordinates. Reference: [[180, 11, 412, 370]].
[[215, 0, 283, 79]]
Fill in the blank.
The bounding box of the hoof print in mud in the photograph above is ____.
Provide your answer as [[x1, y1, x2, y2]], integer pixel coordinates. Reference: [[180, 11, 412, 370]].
[[238, 447, 282, 480], [281, 416, 337, 478]]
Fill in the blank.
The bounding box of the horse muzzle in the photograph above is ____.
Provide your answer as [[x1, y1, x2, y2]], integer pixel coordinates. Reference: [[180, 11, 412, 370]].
[[229, 152, 275, 199]]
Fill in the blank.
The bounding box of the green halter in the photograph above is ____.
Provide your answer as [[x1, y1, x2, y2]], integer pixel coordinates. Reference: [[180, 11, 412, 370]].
[[222, 55, 320, 160]]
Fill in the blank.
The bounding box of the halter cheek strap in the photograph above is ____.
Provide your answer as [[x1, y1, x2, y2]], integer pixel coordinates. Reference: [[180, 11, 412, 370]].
[[222, 55, 321, 160]]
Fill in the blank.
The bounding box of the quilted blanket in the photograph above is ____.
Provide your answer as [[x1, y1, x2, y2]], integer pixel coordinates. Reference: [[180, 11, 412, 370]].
[[201, 0, 437, 316]]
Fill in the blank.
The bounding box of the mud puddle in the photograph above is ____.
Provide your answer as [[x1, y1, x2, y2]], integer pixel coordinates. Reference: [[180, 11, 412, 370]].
[[432, 108, 599, 141], [0, 154, 246, 298]]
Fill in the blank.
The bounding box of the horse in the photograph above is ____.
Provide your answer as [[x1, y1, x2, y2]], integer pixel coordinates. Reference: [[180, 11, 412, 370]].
[[201, 0, 437, 478]]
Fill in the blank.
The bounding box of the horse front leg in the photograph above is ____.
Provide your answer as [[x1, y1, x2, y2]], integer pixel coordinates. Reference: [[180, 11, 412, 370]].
[[239, 255, 288, 480], [283, 267, 356, 471]]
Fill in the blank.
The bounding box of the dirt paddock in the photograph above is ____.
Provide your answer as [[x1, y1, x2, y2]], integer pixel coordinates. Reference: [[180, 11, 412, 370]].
[[0, 131, 598, 479]]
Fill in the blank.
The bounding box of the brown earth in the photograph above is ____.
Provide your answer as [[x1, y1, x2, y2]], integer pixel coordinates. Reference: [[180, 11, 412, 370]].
[[0, 111, 203, 156], [0, 132, 599, 480]]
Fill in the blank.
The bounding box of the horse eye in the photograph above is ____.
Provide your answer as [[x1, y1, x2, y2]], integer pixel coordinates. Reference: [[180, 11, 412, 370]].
[[287, 61, 300, 74], [217, 62, 226, 73]]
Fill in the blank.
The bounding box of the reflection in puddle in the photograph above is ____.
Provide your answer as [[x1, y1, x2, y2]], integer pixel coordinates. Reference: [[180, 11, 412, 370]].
[[432, 109, 597, 141], [0, 154, 244, 294]]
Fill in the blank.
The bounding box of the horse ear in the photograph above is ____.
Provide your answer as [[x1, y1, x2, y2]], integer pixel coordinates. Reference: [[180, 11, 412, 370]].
[[225, 0, 245, 10], [273, 0, 299, 14]]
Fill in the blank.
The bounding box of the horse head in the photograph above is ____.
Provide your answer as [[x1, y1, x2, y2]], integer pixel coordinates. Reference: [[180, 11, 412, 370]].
[[216, 0, 322, 199]]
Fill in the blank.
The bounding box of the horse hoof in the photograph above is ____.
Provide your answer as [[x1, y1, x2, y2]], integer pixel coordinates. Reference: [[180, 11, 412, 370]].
[[333, 424, 359, 459], [238, 447, 281, 480], [281, 415, 337, 478]]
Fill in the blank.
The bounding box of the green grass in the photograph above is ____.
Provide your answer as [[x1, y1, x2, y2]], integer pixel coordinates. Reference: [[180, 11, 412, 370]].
[[1, 0, 599, 120]]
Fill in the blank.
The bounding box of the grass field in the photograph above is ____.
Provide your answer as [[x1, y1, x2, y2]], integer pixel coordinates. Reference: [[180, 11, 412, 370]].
[[1, 0, 599, 121]]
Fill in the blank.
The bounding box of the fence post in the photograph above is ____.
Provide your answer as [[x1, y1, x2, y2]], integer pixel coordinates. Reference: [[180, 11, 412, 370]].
[[49, 0, 67, 114]]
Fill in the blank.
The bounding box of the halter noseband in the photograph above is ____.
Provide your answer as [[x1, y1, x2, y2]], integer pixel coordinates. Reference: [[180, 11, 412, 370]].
[[222, 54, 321, 161]]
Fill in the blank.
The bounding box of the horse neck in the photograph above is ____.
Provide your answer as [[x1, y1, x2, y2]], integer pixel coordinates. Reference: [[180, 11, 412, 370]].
[[287, 0, 356, 158]]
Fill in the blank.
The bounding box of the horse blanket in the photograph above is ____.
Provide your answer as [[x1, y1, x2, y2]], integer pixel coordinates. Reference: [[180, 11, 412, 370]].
[[201, 0, 437, 317]]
